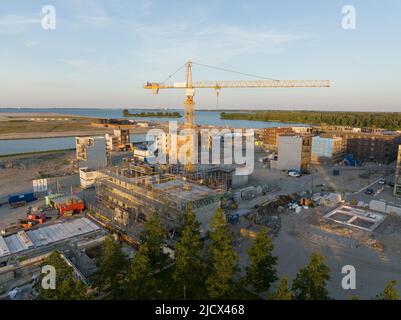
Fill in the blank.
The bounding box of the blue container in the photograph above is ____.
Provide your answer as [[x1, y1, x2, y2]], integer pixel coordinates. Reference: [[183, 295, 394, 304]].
[[8, 192, 36, 205]]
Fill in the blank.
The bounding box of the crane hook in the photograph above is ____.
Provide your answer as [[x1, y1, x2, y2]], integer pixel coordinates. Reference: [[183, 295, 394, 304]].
[[215, 86, 221, 105]]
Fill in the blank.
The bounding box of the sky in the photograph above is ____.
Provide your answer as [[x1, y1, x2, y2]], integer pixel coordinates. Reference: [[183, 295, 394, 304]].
[[0, 0, 400, 111]]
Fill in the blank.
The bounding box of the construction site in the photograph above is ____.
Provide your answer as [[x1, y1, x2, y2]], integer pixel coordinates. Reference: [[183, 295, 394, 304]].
[[91, 164, 223, 240], [2, 60, 401, 300]]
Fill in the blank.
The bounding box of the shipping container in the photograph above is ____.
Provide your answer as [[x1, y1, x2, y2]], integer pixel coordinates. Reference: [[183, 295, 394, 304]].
[[8, 192, 36, 208]]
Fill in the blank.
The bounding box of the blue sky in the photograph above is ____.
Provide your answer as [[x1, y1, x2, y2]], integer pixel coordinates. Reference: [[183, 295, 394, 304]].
[[1, 0, 400, 111]]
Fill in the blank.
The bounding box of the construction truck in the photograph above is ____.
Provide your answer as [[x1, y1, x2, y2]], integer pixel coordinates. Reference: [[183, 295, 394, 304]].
[[19, 219, 37, 230], [27, 213, 46, 224]]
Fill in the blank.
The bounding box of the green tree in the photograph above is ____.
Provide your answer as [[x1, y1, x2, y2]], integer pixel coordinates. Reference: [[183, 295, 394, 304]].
[[292, 252, 331, 300], [126, 244, 159, 300], [375, 280, 399, 300], [272, 277, 293, 300], [173, 204, 206, 299], [140, 212, 167, 270], [205, 208, 238, 299], [245, 227, 277, 294], [93, 236, 129, 299], [34, 251, 88, 300]]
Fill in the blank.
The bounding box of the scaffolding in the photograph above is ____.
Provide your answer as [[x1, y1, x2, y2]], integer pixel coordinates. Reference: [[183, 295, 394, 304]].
[[167, 163, 236, 189], [93, 164, 223, 239]]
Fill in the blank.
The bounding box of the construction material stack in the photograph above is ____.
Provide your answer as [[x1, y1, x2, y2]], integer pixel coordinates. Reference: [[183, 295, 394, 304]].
[[51, 195, 84, 216]]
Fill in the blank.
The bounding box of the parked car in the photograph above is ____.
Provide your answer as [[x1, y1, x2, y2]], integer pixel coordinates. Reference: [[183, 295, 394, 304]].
[[364, 188, 374, 195], [288, 171, 302, 177], [378, 179, 386, 185]]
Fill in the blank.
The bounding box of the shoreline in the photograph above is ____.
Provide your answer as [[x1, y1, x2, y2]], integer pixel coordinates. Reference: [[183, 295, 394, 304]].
[[0, 129, 113, 141], [0, 148, 75, 159]]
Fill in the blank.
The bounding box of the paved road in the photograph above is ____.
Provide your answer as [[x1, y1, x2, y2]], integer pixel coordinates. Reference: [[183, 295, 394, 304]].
[[346, 173, 401, 207]]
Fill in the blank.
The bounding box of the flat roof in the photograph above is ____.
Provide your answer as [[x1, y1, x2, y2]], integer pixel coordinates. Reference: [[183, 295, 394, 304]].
[[153, 179, 215, 202], [0, 218, 100, 259]]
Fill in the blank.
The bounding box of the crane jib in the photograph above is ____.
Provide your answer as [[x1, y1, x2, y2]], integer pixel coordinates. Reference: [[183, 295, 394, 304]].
[[144, 80, 330, 89]]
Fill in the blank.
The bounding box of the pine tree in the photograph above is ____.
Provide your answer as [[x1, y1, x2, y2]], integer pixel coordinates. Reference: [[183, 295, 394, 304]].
[[126, 244, 158, 300], [173, 204, 205, 299], [375, 280, 399, 300], [34, 251, 88, 300], [140, 212, 167, 270], [272, 277, 293, 300], [93, 236, 129, 299], [292, 252, 331, 300], [205, 208, 238, 299], [246, 227, 277, 294]]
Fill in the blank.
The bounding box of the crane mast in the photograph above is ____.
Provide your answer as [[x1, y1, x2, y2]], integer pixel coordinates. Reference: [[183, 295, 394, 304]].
[[184, 61, 195, 131], [144, 61, 330, 173]]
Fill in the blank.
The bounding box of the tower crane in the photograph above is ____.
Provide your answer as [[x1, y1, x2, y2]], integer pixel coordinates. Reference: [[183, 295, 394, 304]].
[[144, 60, 330, 172]]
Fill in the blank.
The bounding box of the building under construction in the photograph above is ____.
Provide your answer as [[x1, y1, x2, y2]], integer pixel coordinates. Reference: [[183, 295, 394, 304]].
[[167, 163, 248, 190], [91, 164, 222, 241], [395, 145, 401, 197]]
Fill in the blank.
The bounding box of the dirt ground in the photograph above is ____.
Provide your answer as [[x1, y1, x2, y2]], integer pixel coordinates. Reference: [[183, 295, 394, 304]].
[[0, 150, 77, 200], [1, 147, 401, 299], [250, 151, 391, 195], [231, 153, 401, 299], [233, 206, 401, 299]]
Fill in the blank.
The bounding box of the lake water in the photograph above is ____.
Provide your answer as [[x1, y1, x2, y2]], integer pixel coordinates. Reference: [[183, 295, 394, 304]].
[[0, 108, 303, 155]]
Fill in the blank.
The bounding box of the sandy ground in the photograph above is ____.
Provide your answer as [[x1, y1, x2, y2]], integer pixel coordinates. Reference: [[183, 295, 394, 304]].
[[233, 207, 401, 300], [0, 130, 113, 140], [0, 150, 77, 199], [0, 112, 155, 140], [229, 153, 401, 299]]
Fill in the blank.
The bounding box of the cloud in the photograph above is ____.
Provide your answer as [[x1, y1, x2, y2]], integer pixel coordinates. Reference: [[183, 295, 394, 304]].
[[0, 14, 41, 34], [24, 40, 39, 47], [129, 22, 303, 66], [75, 15, 113, 26], [62, 59, 88, 68]]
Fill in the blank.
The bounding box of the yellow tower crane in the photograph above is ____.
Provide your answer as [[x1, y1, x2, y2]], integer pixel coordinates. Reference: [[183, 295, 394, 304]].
[[144, 60, 330, 173]]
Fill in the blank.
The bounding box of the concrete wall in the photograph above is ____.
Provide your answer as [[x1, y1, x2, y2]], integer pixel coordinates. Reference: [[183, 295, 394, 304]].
[[276, 136, 303, 171], [77, 137, 107, 170]]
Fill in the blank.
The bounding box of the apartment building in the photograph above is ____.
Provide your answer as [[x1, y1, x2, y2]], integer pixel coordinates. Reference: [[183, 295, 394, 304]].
[[311, 136, 346, 164], [76, 136, 107, 169], [263, 126, 315, 151], [271, 134, 312, 172], [322, 131, 401, 164]]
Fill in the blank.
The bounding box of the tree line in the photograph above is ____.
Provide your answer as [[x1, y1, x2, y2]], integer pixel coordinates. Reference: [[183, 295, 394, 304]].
[[35, 207, 399, 300], [220, 111, 401, 130], [123, 109, 182, 118]]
